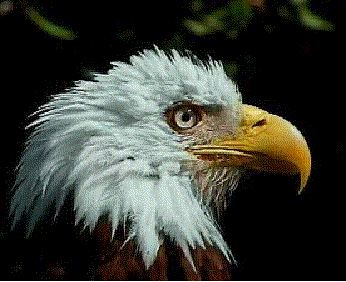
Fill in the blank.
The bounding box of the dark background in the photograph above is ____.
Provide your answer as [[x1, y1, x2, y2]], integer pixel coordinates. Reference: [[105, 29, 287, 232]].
[[1, 0, 344, 280]]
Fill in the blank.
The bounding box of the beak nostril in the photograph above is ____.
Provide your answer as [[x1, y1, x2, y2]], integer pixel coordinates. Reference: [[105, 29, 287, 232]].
[[252, 119, 267, 128]]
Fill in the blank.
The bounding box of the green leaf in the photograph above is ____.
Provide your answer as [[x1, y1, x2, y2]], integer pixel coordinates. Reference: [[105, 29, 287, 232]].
[[24, 5, 76, 40], [299, 5, 334, 31]]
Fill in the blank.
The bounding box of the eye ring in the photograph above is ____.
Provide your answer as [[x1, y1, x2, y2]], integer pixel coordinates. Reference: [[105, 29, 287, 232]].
[[165, 102, 203, 132]]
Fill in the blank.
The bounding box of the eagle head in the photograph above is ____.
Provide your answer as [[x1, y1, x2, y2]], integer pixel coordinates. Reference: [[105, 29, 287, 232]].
[[11, 48, 311, 269]]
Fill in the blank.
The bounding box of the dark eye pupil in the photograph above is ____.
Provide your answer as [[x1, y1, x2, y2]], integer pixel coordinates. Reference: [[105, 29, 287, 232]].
[[181, 112, 191, 122]]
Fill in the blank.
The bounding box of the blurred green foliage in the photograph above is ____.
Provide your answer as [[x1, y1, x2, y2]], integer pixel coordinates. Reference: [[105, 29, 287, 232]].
[[23, 2, 76, 40], [185, 0, 334, 37], [19, 0, 76, 40], [14, 0, 333, 41], [2, 0, 331, 82]]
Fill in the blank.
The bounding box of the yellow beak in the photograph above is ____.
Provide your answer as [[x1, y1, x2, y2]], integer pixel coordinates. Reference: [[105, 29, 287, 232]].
[[187, 105, 311, 194]]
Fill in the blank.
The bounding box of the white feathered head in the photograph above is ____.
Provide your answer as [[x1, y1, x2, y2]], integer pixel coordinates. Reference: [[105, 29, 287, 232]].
[[11, 48, 311, 268]]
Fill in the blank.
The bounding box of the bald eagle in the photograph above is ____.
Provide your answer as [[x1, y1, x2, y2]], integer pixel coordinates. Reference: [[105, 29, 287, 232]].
[[11, 48, 311, 280]]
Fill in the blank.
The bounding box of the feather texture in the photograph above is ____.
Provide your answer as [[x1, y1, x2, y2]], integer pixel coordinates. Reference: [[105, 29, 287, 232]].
[[11, 48, 242, 268]]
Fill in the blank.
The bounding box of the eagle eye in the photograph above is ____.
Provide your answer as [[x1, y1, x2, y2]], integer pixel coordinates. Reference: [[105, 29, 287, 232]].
[[165, 103, 202, 131]]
